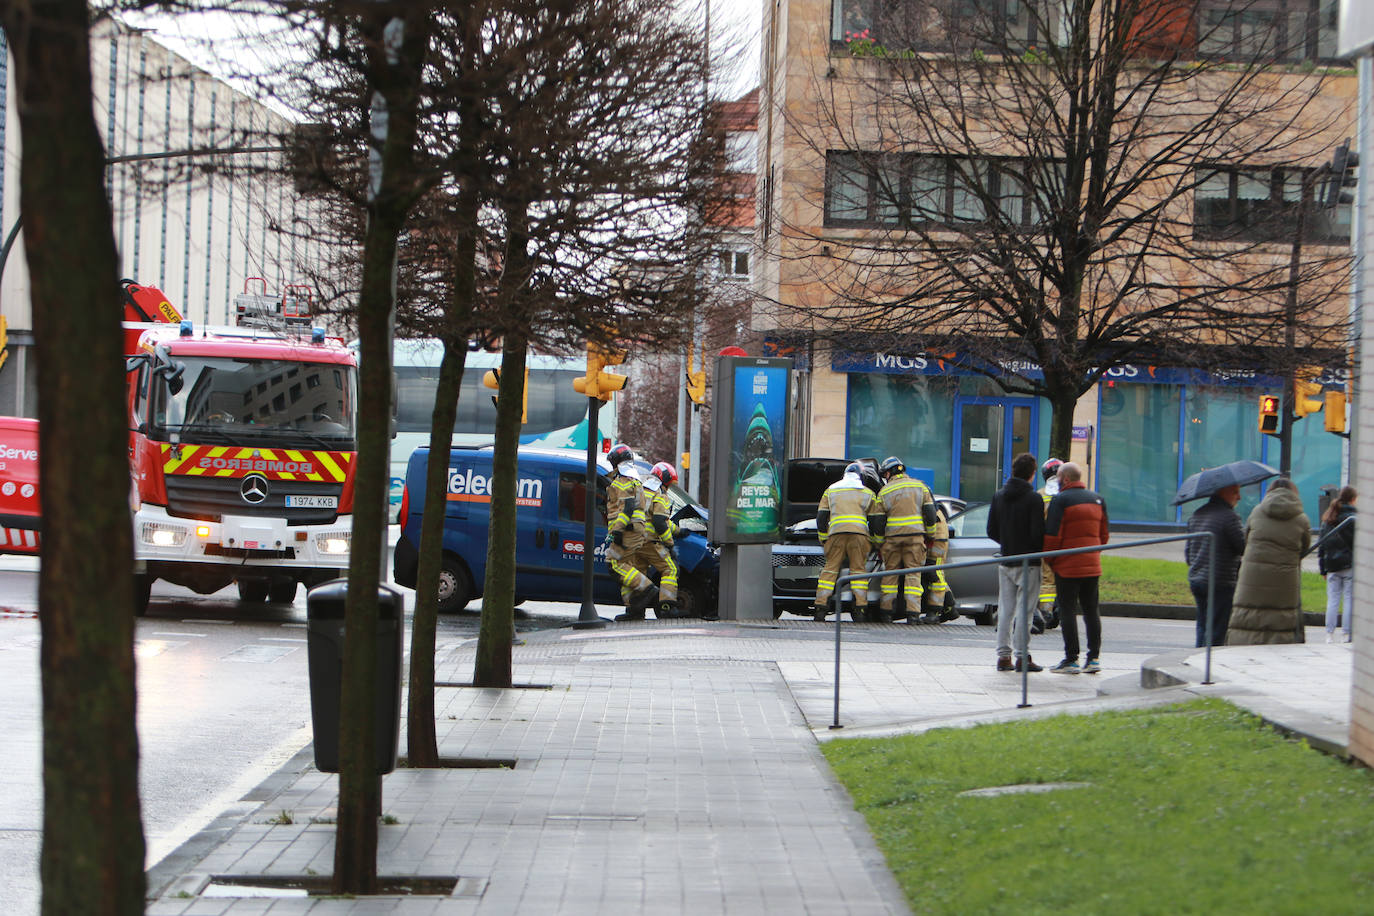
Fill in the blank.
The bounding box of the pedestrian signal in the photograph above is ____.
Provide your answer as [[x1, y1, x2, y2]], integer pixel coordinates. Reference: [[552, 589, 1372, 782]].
[[1259, 395, 1280, 435], [1325, 391, 1347, 435]]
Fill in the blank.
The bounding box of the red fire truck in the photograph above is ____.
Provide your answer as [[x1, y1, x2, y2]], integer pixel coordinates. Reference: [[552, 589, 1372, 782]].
[[0, 281, 358, 612], [124, 289, 357, 613], [0, 416, 39, 556]]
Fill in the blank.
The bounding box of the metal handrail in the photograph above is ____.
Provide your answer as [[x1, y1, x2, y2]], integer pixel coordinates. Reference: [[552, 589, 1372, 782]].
[[827, 532, 1217, 729]]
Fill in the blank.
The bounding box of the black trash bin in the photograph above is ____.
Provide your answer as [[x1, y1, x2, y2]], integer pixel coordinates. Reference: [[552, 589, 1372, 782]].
[[306, 579, 404, 775], [1319, 484, 1340, 523]]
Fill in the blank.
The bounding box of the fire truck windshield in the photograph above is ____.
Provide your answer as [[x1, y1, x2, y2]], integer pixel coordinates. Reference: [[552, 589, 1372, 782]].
[[149, 356, 356, 448]]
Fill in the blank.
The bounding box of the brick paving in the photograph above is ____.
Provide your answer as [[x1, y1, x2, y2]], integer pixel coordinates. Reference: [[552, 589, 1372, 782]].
[[144, 621, 1353, 914]]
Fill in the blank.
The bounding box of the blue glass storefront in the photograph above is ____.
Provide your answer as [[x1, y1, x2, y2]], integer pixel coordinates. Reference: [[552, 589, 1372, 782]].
[[837, 353, 1344, 526]]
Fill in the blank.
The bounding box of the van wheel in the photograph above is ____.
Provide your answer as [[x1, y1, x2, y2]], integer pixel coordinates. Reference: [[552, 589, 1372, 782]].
[[237, 579, 269, 603], [268, 578, 298, 604], [437, 555, 472, 614], [675, 575, 712, 619], [134, 575, 153, 617]]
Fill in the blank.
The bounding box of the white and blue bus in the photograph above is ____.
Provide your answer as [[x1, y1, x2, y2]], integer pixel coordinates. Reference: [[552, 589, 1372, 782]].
[[389, 339, 618, 519]]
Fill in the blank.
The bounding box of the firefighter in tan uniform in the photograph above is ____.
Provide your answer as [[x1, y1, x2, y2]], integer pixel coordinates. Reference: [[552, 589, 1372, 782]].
[[605, 444, 657, 621], [919, 492, 956, 623], [872, 456, 938, 623], [636, 461, 680, 617], [813, 462, 880, 621]]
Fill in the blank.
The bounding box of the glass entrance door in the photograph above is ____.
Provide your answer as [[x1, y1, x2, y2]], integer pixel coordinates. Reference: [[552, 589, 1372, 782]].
[[956, 399, 1036, 503]]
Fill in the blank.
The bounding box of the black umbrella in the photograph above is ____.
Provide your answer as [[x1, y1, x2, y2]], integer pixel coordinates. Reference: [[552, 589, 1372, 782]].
[[1171, 460, 1280, 506]]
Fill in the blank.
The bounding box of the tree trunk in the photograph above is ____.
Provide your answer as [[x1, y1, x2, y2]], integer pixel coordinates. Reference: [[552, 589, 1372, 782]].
[[334, 9, 432, 896], [473, 333, 527, 687], [0, 2, 146, 912], [407, 336, 466, 766], [1048, 390, 1077, 466]]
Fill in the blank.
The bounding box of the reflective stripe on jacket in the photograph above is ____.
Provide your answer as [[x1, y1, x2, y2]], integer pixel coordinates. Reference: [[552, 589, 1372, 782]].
[[818, 483, 875, 540], [878, 474, 937, 538]]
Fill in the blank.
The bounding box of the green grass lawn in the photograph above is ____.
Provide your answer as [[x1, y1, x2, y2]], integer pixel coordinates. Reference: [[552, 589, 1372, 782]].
[[824, 698, 1373, 915], [1099, 556, 1327, 612]]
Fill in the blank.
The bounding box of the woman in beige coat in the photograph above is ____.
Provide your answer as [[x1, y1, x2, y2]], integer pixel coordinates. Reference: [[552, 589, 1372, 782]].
[[1227, 477, 1312, 645]]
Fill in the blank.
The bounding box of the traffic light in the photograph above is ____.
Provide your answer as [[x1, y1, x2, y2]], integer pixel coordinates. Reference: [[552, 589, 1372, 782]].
[[1325, 390, 1347, 434], [0, 315, 8, 372], [1293, 370, 1324, 419], [1322, 139, 1359, 209], [1259, 395, 1280, 435], [481, 366, 529, 422], [572, 343, 629, 402], [685, 343, 706, 405]]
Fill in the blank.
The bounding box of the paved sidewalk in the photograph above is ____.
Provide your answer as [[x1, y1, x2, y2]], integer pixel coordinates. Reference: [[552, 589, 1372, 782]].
[[144, 621, 1356, 914]]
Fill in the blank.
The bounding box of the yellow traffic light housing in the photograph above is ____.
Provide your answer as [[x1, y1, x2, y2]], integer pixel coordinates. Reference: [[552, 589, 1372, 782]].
[[573, 343, 629, 402], [1325, 390, 1347, 434], [1259, 395, 1280, 435], [1293, 373, 1325, 419], [685, 343, 706, 405], [0, 315, 8, 372], [481, 367, 529, 423]]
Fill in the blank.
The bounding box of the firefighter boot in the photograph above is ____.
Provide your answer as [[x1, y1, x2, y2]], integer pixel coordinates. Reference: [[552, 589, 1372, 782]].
[[615, 585, 656, 621], [868, 606, 893, 624], [657, 599, 679, 619]]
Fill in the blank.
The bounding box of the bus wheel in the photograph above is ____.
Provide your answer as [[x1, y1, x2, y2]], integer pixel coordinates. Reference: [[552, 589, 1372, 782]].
[[437, 555, 472, 614]]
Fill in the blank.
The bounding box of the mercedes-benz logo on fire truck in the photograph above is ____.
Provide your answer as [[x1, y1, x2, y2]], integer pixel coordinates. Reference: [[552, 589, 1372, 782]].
[[240, 474, 270, 505]]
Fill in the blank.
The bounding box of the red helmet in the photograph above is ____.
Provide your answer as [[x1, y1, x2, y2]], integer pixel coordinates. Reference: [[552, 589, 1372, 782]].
[[607, 443, 635, 468], [651, 462, 678, 487]]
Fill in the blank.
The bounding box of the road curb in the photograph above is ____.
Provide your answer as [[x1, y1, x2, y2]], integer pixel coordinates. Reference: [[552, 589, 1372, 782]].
[[1138, 648, 1350, 759]]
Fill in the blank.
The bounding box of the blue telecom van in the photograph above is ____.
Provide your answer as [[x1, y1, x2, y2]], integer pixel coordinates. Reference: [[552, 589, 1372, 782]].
[[392, 446, 719, 617]]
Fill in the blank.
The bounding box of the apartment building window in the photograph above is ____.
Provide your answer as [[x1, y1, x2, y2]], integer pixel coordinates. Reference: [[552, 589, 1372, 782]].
[[1197, 0, 1340, 64], [1194, 165, 1349, 242], [720, 249, 750, 277], [831, 0, 1066, 50], [825, 151, 1051, 228]]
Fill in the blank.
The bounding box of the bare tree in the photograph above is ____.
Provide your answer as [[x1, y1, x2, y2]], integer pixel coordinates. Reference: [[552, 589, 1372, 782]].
[[0, 1, 145, 912], [415, 0, 727, 687], [775, 0, 1353, 459]]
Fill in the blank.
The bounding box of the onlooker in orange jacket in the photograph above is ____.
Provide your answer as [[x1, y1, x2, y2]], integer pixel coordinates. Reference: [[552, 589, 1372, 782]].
[[1042, 462, 1109, 674]]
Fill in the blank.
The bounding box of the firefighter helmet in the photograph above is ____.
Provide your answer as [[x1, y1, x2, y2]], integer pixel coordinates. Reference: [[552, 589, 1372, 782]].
[[880, 456, 904, 478], [651, 462, 678, 487], [1042, 458, 1064, 480], [845, 461, 864, 477], [607, 443, 635, 468]]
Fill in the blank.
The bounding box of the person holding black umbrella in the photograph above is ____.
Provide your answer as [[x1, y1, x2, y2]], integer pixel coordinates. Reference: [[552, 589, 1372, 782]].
[[1184, 483, 1247, 647]]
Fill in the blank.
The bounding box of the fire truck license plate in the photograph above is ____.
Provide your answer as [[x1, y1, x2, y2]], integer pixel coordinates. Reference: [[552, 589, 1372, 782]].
[[285, 495, 337, 509]]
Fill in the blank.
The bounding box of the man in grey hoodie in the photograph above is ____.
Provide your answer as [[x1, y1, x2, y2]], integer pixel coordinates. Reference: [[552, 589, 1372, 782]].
[[987, 452, 1045, 672]]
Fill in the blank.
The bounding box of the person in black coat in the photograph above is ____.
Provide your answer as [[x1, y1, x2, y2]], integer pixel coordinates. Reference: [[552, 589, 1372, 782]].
[[1318, 486, 1357, 643], [987, 452, 1045, 671], [1184, 484, 1246, 647]]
